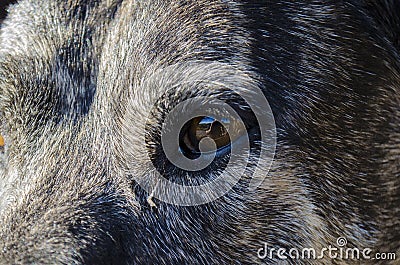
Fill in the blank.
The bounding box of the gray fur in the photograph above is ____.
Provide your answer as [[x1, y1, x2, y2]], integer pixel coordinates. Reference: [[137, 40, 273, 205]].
[[0, 0, 399, 264]]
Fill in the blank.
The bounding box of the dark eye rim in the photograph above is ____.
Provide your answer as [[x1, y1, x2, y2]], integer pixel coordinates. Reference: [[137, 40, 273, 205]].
[[145, 89, 262, 179]]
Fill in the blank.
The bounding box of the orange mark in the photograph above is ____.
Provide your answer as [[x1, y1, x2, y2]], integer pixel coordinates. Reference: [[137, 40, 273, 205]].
[[0, 135, 4, 147]]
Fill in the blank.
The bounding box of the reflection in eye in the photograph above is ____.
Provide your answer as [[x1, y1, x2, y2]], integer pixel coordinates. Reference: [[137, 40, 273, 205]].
[[180, 116, 245, 156]]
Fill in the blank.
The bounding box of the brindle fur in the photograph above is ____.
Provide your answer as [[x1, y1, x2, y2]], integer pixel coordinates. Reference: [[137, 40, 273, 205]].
[[0, 1, 399, 264]]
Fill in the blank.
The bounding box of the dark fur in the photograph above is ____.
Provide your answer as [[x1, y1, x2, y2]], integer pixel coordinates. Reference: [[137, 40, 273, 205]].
[[0, 0, 399, 264]]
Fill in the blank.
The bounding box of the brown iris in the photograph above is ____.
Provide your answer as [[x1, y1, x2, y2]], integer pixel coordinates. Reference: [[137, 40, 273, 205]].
[[180, 116, 243, 156]]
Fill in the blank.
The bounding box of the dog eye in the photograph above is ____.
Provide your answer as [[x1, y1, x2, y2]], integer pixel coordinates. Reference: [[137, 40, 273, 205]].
[[179, 116, 243, 157]]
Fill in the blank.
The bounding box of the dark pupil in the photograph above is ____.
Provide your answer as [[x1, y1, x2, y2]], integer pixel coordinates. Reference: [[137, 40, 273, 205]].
[[184, 116, 231, 154]]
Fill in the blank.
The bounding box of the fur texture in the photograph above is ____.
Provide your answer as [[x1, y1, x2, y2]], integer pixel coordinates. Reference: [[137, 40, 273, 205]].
[[0, 0, 399, 264]]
